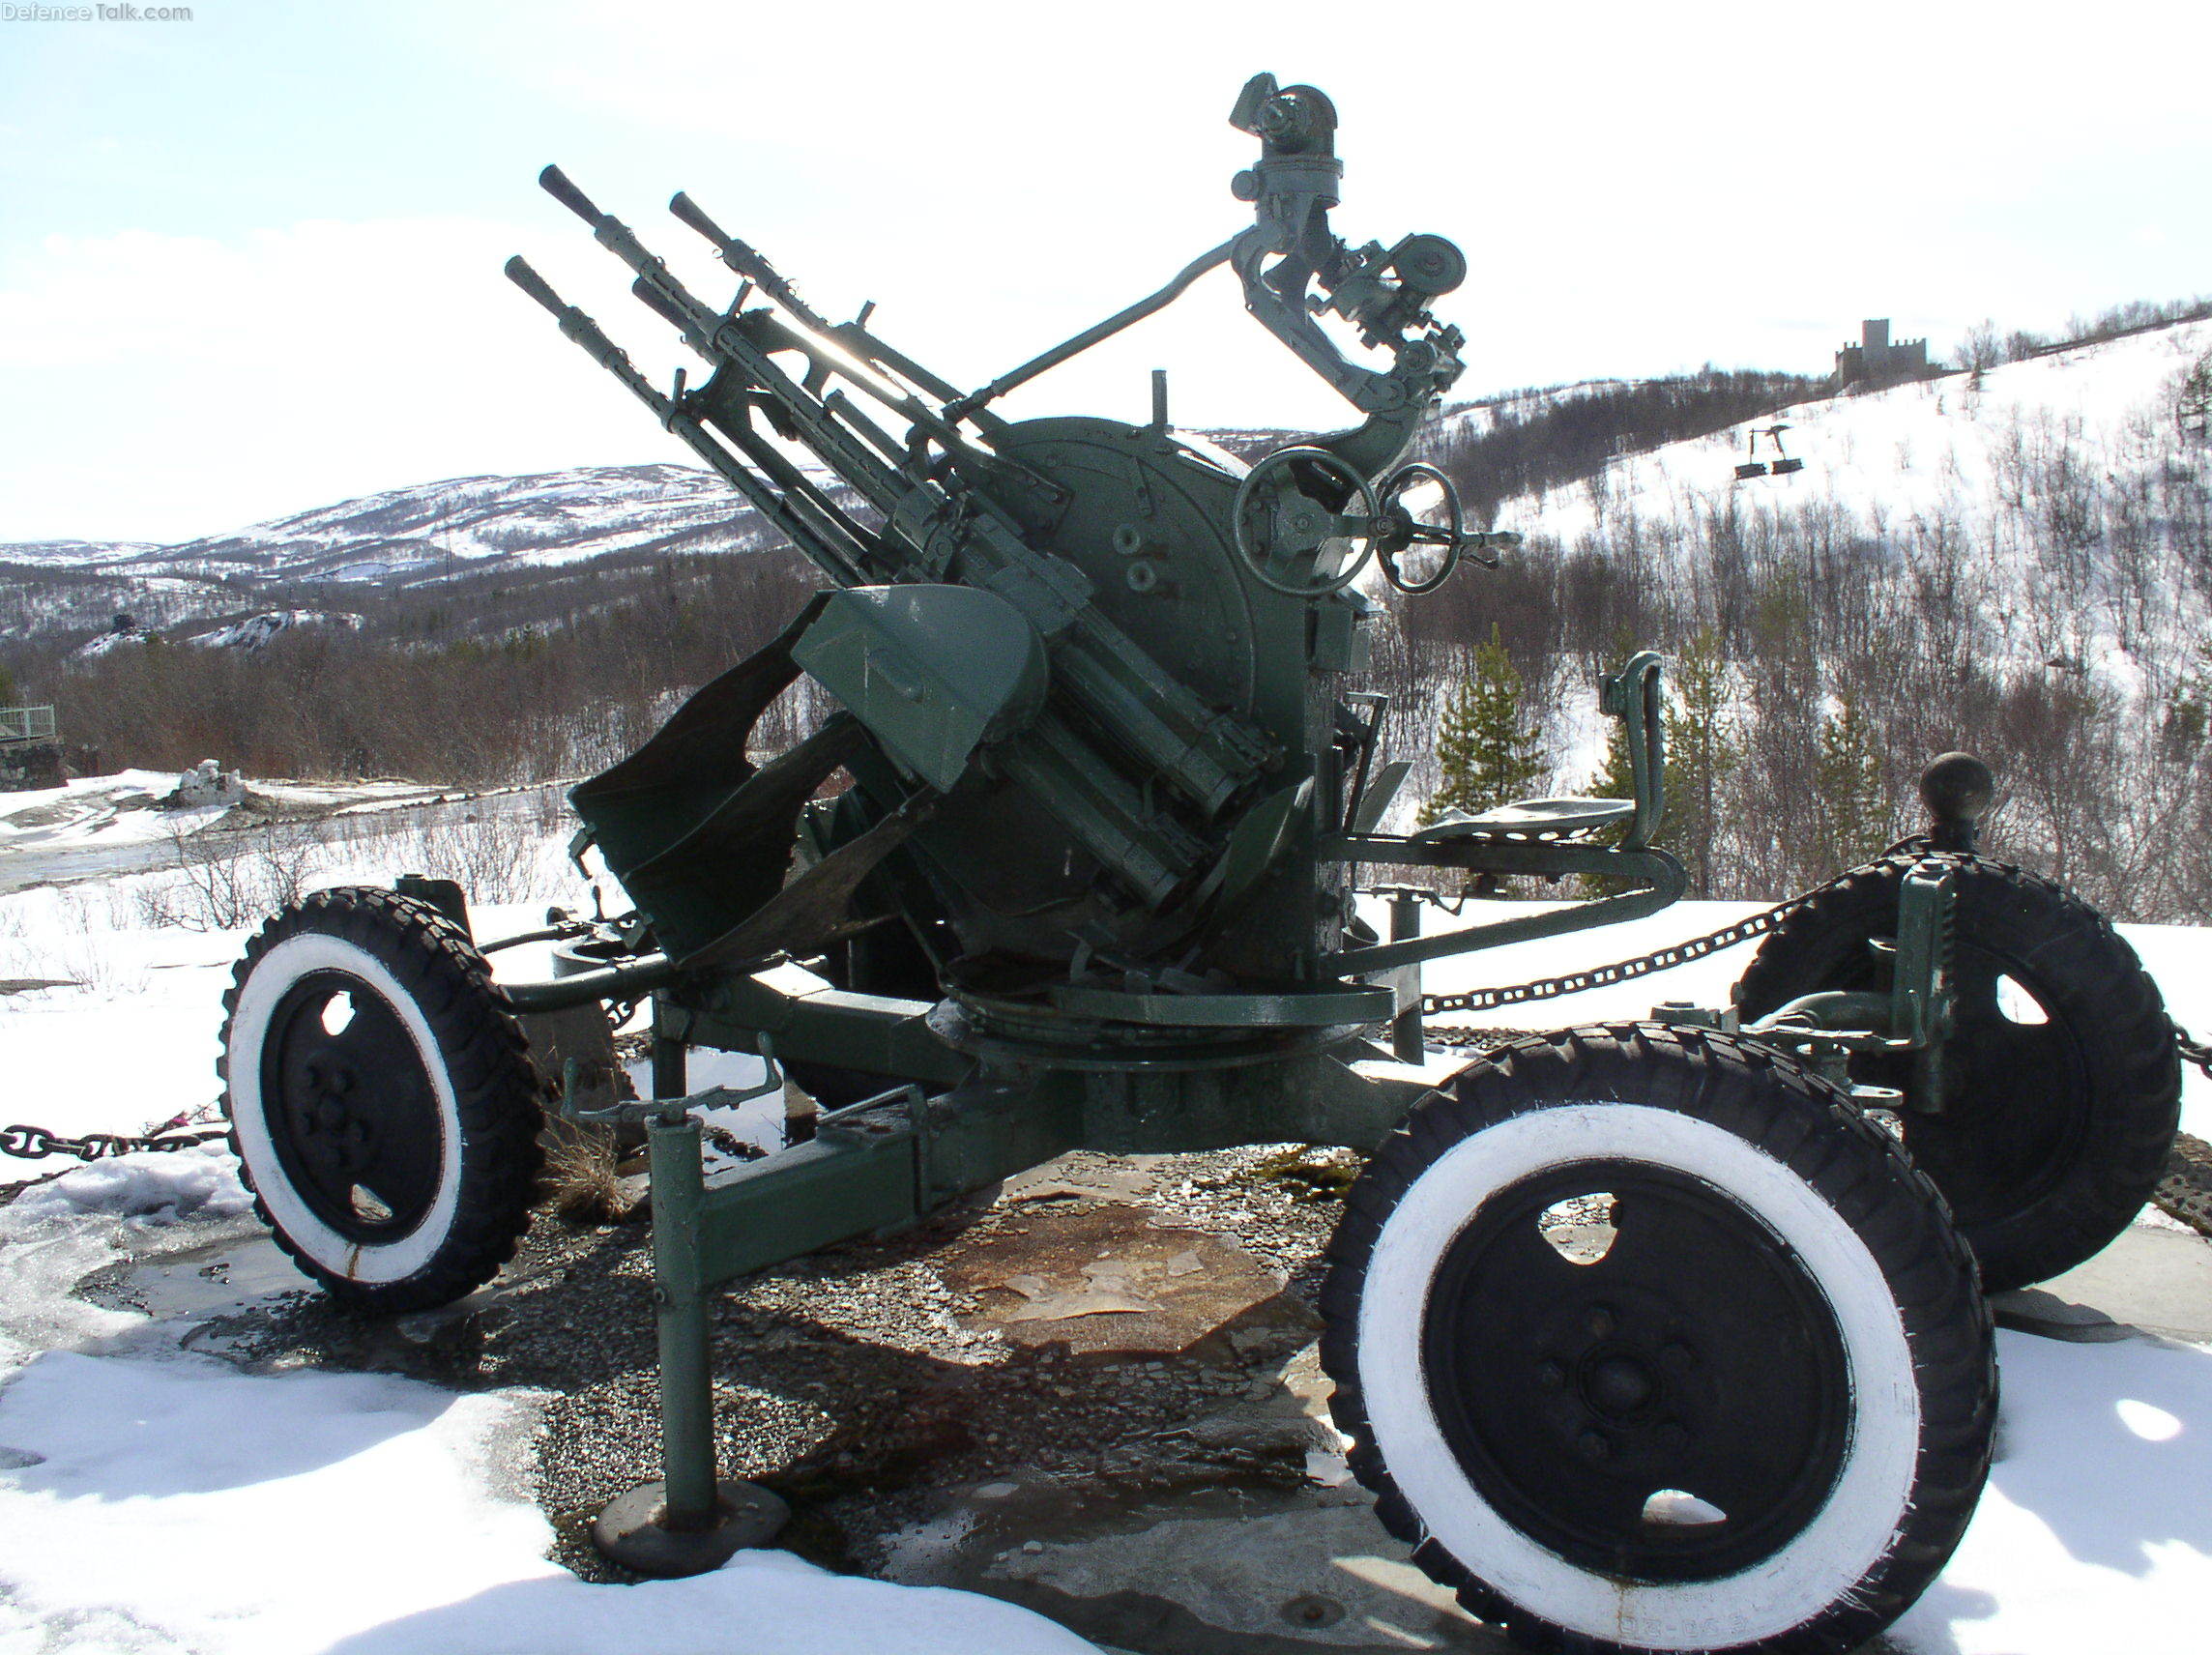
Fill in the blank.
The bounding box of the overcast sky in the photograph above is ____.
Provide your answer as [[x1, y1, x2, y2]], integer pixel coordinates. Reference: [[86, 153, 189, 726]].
[[3, 0, 2207, 543]]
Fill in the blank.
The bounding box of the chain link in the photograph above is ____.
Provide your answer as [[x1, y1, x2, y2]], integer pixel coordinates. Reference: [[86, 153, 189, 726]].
[[1406, 861, 2212, 1084], [1417, 863, 1869, 1021], [2, 1120, 228, 1165]]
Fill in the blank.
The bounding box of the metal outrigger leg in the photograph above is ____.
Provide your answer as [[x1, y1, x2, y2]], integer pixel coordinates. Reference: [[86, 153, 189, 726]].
[[575, 1012, 792, 1575], [573, 984, 1090, 1574]]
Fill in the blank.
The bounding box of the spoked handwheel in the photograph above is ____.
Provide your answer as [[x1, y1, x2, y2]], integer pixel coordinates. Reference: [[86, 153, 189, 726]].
[[1374, 461, 1466, 595], [1735, 852, 2182, 1292], [219, 886, 544, 1312], [1324, 1026, 1994, 1655], [1231, 445, 1381, 597]]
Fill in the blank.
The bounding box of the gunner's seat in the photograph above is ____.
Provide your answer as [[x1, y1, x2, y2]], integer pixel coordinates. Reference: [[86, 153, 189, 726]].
[[1412, 797, 1634, 845]]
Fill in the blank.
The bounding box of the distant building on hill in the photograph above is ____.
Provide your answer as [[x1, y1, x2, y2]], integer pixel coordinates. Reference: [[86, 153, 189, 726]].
[[1835, 319, 1932, 389]]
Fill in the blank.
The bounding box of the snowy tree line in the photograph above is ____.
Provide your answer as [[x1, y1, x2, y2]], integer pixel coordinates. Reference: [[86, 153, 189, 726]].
[[1387, 364, 2212, 923], [0, 545, 825, 788]]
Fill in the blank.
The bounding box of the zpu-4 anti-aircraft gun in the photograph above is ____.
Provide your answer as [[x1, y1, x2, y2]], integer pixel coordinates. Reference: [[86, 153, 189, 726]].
[[220, 75, 2181, 1655]]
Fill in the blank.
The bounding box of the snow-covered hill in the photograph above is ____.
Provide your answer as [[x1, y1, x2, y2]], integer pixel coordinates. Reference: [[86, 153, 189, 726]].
[[0, 463, 770, 592], [1495, 318, 2212, 676]]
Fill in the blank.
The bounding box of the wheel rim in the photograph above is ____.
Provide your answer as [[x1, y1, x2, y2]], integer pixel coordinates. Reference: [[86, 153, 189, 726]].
[[260, 969, 446, 1241], [1913, 944, 2088, 1225], [1811, 934, 2090, 1232], [1420, 1159, 1850, 1582]]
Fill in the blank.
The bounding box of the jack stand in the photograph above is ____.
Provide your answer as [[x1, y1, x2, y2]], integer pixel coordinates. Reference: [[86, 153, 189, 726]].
[[591, 1087, 790, 1575], [1387, 889, 1425, 1061]]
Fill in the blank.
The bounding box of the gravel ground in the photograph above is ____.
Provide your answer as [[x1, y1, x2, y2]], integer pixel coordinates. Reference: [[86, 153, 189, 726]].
[[118, 1140, 1366, 1585]]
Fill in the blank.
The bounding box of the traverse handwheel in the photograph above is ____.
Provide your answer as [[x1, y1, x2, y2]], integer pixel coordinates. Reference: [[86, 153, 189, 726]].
[[1232, 445, 1382, 598]]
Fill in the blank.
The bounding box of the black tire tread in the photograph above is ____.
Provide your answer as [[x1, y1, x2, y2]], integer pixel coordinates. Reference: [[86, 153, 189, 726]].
[[218, 886, 543, 1314], [1321, 1023, 1996, 1655], [1735, 852, 2181, 1292]]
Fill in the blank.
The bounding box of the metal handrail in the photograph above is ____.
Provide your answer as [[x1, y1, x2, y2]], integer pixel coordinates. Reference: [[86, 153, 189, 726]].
[[0, 706, 56, 746]]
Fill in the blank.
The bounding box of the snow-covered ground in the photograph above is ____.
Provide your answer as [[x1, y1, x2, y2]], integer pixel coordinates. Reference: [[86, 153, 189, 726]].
[[0, 837, 1092, 1650], [0, 771, 451, 859], [5, 838, 2212, 1653], [0, 771, 562, 902], [0, 1199, 1091, 1653]]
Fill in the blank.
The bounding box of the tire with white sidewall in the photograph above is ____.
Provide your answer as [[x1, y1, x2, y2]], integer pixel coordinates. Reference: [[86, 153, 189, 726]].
[[1322, 1026, 1994, 1655], [219, 887, 543, 1313]]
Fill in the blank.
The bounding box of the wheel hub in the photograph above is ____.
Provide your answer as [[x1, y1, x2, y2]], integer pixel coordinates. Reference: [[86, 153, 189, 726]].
[[1522, 1282, 1716, 1479], [1586, 1351, 1653, 1415]]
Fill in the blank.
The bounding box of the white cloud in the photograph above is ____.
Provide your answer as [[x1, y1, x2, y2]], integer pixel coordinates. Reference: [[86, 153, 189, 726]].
[[6, 0, 2210, 540], [0, 216, 692, 540]]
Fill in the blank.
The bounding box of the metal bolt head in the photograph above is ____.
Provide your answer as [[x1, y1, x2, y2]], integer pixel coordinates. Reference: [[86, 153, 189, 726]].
[[1586, 1305, 1617, 1340], [1577, 1430, 1613, 1463], [1536, 1359, 1567, 1391]]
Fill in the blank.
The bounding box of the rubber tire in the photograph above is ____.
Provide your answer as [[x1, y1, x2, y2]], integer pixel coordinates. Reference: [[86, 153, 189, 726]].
[[1323, 1025, 1994, 1655], [219, 886, 543, 1313], [1735, 853, 2181, 1292]]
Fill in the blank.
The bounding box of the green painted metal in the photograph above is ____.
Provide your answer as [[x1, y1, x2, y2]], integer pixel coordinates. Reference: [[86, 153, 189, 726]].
[[495, 75, 1974, 1575], [1731, 860, 1959, 1108], [646, 1115, 717, 1526], [790, 586, 1048, 793]]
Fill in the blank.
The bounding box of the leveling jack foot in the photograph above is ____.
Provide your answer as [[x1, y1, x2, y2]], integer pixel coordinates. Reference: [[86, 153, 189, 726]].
[[591, 1479, 790, 1577]]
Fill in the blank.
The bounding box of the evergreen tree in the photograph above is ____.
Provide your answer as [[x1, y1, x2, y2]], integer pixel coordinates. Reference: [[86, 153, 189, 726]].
[[1421, 624, 1546, 826], [0, 662, 16, 709], [1665, 627, 1735, 895], [1815, 691, 1888, 870]]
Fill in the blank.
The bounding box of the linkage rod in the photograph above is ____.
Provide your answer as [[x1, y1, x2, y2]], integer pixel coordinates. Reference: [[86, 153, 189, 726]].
[[946, 239, 1236, 421]]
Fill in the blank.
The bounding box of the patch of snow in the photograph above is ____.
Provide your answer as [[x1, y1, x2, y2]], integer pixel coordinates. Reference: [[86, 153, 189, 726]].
[[7, 1141, 251, 1225], [0, 770, 198, 849], [1890, 1331, 2212, 1655], [72, 624, 153, 658], [0, 1347, 1091, 1654], [189, 609, 363, 651]]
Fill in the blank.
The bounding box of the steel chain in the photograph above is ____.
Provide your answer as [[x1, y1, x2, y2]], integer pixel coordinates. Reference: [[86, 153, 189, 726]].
[[9, 874, 2209, 1162], [1417, 863, 1868, 1021], [2, 1121, 229, 1165], [1408, 863, 2212, 1085]]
